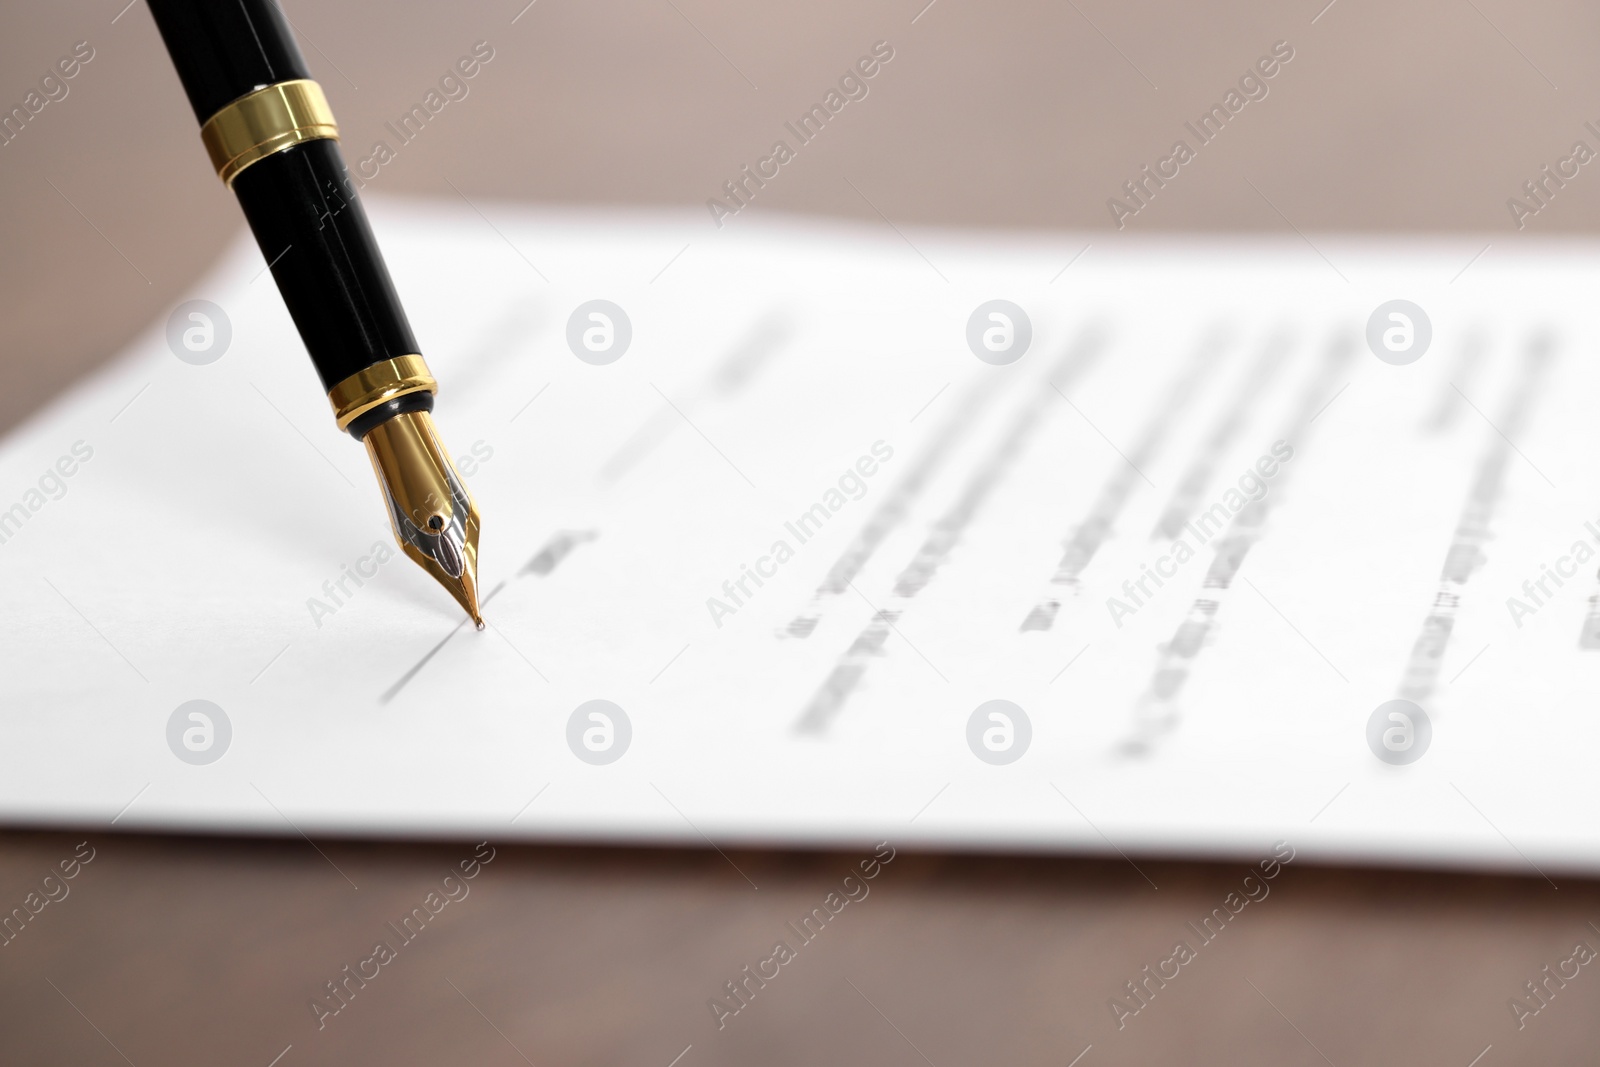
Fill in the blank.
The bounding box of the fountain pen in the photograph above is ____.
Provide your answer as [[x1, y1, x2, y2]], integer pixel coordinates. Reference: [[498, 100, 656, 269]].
[[146, 0, 483, 627]]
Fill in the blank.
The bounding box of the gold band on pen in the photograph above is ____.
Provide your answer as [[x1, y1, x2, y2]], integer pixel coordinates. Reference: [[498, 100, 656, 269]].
[[328, 355, 437, 431], [200, 79, 339, 186]]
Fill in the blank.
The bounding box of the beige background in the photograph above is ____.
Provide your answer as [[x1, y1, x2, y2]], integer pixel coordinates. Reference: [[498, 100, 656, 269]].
[[5, 0, 1600, 430], [4, 0, 1600, 1062]]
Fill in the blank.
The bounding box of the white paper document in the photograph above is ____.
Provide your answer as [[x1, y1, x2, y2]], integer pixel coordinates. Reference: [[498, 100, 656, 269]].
[[3, 199, 1597, 875]]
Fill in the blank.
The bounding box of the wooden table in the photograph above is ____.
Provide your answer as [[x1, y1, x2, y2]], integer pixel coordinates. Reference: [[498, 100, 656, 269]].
[[1, 832, 1593, 1064], [3, 1, 1597, 1062]]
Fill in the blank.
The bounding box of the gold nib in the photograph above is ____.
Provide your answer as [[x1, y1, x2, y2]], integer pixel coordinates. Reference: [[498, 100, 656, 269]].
[[361, 410, 484, 627]]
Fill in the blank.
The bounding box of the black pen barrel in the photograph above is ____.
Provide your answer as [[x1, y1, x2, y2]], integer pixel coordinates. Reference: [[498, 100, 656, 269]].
[[146, 0, 424, 402], [145, 0, 310, 124], [231, 139, 422, 395]]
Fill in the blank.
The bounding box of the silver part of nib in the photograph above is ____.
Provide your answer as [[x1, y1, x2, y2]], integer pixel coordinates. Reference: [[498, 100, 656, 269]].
[[362, 410, 483, 626]]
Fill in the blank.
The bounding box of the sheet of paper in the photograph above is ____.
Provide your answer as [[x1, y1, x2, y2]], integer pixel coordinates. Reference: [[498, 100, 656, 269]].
[[3, 198, 1596, 876]]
